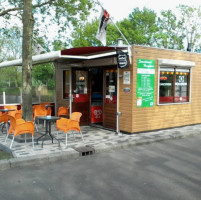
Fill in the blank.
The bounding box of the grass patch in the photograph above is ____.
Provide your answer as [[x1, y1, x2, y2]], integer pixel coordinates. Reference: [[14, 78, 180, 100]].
[[0, 150, 12, 160]]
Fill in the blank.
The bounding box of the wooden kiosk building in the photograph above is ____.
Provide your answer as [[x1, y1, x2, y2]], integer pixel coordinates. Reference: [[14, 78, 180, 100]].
[[0, 45, 200, 134]]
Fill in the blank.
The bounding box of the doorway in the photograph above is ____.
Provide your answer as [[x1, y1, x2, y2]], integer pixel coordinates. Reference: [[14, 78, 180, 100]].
[[71, 67, 117, 130], [90, 67, 117, 130], [72, 69, 90, 125], [90, 68, 103, 126]]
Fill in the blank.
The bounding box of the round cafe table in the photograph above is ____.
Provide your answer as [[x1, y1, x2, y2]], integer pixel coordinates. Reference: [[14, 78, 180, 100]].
[[36, 116, 60, 148]]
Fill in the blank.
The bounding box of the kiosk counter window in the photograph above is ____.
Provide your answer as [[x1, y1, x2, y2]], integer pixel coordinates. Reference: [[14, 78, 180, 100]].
[[159, 68, 190, 104]]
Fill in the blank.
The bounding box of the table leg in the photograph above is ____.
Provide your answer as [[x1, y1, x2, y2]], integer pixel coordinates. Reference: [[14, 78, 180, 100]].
[[49, 121, 53, 143]]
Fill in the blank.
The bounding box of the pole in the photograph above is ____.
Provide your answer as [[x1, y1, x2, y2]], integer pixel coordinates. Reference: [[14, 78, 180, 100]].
[[3, 91, 6, 105], [116, 67, 120, 134], [110, 18, 130, 46], [96, 0, 130, 46]]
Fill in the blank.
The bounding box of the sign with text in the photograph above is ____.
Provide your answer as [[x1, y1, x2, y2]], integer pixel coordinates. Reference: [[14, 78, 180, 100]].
[[116, 50, 129, 69], [136, 59, 155, 107], [123, 71, 130, 84]]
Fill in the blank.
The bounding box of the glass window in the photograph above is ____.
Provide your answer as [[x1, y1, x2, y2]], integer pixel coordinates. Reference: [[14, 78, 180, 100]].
[[74, 71, 88, 94], [175, 70, 189, 102], [105, 69, 117, 104], [159, 68, 190, 104]]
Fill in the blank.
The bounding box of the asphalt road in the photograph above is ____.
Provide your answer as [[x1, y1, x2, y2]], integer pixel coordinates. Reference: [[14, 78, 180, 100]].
[[0, 134, 201, 200]]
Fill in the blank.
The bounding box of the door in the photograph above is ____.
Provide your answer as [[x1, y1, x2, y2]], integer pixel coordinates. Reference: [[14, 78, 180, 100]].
[[103, 68, 117, 129], [72, 69, 90, 125]]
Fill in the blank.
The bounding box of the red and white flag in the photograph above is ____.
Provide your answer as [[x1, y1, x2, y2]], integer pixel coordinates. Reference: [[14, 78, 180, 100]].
[[96, 9, 110, 46]]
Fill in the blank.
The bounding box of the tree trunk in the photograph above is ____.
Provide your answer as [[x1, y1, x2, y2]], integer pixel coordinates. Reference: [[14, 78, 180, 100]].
[[22, 0, 34, 121]]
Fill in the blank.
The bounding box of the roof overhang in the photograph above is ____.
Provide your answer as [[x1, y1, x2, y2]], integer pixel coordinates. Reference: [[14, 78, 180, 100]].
[[0, 46, 128, 68]]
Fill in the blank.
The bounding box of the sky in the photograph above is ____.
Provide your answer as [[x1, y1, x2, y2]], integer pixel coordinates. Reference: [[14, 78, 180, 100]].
[[95, 0, 201, 21]]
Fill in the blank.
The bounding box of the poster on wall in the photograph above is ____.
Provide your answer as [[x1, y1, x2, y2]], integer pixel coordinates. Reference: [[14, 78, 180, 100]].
[[123, 71, 130, 84], [136, 59, 155, 107]]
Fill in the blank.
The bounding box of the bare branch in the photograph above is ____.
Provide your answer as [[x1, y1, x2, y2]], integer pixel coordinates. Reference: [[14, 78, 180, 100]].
[[33, 0, 56, 9], [0, 0, 56, 17], [0, 7, 23, 17]]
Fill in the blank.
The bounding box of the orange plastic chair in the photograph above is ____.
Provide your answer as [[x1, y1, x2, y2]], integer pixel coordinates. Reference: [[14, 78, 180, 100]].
[[40, 103, 52, 116], [15, 109, 22, 119], [0, 113, 9, 134], [5, 115, 34, 149], [33, 105, 47, 131], [56, 112, 84, 147], [57, 106, 69, 118], [4, 105, 17, 117]]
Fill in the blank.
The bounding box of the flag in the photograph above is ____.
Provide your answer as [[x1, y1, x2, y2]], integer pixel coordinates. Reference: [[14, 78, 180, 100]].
[[96, 9, 110, 46]]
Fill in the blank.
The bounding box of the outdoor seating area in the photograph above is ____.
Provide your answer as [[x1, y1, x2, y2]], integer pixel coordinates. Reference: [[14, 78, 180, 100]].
[[1, 103, 201, 160], [0, 123, 119, 158]]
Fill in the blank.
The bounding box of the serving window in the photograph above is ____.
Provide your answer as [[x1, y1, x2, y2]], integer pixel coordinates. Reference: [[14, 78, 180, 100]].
[[159, 67, 190, 104]]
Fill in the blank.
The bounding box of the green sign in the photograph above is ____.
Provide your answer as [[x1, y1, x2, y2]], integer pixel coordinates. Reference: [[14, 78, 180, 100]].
[[136, 59, 155, 107]]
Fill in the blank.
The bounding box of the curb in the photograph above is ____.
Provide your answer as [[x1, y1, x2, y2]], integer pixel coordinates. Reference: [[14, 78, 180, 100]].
[[0, 129, 201, 171]]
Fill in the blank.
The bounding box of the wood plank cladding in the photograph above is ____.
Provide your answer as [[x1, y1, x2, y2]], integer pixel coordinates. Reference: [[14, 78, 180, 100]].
[[103, 103, 116, 129], [120, 45, 201, 133]]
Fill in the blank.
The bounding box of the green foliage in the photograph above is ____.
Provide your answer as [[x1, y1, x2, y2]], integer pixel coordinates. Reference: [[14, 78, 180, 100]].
[[1, 0, 95, 44], [178, 5, 201, 51], [0, 26, 22, 62], [0, 66, 22, 88], [32, 63, 55, 90], [124, 7, 158, 45], [70, 19, 101, 47], [69, 6, 201, 51], [70, 7, 158, 47], [154, 10, 185, 49]]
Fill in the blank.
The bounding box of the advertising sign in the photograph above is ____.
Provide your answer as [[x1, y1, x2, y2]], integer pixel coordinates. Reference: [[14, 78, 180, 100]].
[[123, 71, 130, 84], [136, 59, 155, 107], [91, 106, 103, 123]]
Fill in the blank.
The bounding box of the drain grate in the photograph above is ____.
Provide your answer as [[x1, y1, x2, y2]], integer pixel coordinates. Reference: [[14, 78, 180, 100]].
[[74, 145, 95, 156]]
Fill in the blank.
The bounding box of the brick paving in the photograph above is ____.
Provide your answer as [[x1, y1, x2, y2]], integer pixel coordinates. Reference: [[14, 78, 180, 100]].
[[1, 123, 201, 159]]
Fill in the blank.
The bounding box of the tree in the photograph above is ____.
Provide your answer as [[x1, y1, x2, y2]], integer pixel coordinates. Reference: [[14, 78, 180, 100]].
[[0, 0, 94, 120], [70, 7, 159, 47], [70, 19, 100, 47], [0, 26, 22, 62], [178, 5, 201, 51], [121, 7, 158, 45], [154, 10, 185, 50]]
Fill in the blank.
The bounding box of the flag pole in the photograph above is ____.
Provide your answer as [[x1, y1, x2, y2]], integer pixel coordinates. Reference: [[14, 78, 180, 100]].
[[110, 18, 130, 46], [96, 0, 130, 46]]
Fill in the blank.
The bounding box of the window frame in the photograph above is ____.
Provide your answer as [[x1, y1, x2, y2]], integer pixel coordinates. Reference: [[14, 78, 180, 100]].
[[63, 69, 71, 100], [157, 58, 195, 105]]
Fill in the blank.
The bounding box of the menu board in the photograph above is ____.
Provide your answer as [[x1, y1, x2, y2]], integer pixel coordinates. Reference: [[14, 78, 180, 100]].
[[136, 59, 155, 107]]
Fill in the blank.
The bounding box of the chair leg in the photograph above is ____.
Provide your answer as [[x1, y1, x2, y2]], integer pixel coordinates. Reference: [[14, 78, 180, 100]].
[[32, 135, 34, 149], [34, 121, 38, 132], [4, 133, 9, 144], [10, 136, 15, 149], [80, 131, 85, 143], [6, 122, 8, 134], [66, 134, 68, 148], [72, 131, 75, 140]]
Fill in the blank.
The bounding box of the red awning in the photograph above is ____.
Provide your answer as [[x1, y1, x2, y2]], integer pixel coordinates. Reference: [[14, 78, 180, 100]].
[[61, 46, 126, 56]]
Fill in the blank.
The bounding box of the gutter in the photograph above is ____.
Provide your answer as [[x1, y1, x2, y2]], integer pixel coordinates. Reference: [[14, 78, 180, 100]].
[[0, 51, 61, 68], [0, 49, 128, 68]]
